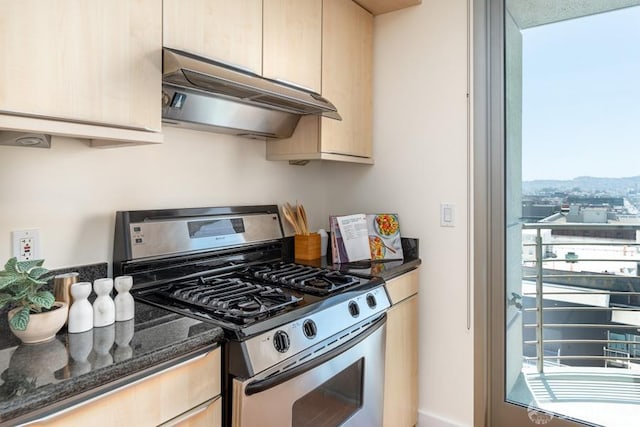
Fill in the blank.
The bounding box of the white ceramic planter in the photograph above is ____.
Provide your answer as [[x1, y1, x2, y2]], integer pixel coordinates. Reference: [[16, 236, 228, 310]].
[[8, 301, 68, 344]]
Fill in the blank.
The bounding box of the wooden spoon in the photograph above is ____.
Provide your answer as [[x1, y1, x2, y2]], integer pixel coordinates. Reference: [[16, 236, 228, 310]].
[[282, 203, 301, 234], [287, 202, 301, 227], [297, 204, 309, 235]]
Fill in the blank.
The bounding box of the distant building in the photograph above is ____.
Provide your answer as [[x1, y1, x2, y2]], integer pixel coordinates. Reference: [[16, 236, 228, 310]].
[[547, 205, 637, 241], [522, 202, 561, 221], [566, 196, 624, 208], [566, 205, 608, 223]]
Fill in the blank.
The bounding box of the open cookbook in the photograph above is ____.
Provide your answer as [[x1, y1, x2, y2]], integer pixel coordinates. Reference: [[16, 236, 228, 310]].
[[329, 213, 404, 263]]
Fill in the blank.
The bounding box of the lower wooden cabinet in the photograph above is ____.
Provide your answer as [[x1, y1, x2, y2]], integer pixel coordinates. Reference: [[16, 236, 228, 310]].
[[26, 348, 221, 427], [383, 270, 419, 427]]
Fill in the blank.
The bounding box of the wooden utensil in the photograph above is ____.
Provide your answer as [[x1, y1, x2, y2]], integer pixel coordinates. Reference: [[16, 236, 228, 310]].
[[287, 202, 302, 232], [282, 203, 301, 234], [297, 204, 309, 235]]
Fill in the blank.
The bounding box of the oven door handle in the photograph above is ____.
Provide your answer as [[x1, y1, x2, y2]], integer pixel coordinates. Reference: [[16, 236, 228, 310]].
[[244, 314, 386, 396]]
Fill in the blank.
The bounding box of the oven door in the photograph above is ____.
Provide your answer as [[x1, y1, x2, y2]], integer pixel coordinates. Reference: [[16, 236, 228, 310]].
[[232, 316, 386, 427]]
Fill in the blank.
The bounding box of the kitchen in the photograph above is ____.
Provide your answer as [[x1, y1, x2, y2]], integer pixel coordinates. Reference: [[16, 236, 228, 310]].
[[0, 1, 472, 426]]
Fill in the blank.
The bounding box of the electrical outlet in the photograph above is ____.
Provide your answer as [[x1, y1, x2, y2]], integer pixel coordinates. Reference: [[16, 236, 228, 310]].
[[12, 229, 40, 261]]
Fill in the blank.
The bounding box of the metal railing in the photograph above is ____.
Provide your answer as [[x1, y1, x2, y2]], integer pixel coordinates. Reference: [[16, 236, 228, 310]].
[[520, 223, 640, 373]]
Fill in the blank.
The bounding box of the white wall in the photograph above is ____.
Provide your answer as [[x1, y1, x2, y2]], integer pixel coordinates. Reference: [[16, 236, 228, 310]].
[[0, 126, 328, 270], [323, 1, 473, 425]]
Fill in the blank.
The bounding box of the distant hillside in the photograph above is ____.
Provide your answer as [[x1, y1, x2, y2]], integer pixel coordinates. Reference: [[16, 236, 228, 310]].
[[523, 176, 640, 195]]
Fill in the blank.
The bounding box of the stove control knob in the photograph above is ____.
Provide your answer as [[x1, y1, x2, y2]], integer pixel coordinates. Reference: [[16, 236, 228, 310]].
[[366, 293, 377, 309], [303, 319, 317, 339], [273, 331, 290, 353], [348, 301, 360, 318]]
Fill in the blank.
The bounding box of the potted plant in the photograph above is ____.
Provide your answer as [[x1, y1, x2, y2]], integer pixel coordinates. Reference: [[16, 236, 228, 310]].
[[0, 257, 68, 344]]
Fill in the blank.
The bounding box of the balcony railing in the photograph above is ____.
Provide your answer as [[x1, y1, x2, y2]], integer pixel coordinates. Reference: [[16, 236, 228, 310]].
[[520, 222, 640, 373]]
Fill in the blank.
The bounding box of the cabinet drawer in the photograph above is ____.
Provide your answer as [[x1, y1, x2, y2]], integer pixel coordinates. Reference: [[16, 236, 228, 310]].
[[26, 348, 221, 427], [385, 269, 419, 304]]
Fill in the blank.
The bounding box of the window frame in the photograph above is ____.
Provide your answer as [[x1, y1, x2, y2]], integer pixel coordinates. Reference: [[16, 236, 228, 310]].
[[474, 0, 589, 425]]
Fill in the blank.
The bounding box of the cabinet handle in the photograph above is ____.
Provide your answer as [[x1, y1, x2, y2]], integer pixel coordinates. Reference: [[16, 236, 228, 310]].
[[158, 397, 220, 426]]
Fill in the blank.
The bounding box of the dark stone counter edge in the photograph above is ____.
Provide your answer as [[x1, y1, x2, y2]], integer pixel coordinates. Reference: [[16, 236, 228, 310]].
[[283, 236, 421, 280], [376, 257, 422, 281], [374, 236, 421, 280], [0, 326, 225, 426]]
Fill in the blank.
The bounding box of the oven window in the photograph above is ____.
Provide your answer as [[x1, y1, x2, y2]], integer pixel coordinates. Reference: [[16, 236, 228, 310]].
[[291, 358, 364, 427]]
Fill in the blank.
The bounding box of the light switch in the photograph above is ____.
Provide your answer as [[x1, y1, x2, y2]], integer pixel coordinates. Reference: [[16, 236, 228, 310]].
[[440, 203, 455, 227]]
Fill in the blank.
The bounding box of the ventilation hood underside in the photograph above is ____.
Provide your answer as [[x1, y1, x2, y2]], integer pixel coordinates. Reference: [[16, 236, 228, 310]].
[[161, 47, 340, 139]]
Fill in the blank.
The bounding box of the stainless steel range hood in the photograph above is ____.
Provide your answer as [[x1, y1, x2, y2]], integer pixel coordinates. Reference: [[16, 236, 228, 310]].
[[161, 47, 340, 139]]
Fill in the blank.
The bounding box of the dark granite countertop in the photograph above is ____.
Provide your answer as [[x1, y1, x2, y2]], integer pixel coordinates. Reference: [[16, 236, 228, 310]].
[[0, 239, 418, 425], [289, 237, 421, 280], [0, 301, 224, 425]]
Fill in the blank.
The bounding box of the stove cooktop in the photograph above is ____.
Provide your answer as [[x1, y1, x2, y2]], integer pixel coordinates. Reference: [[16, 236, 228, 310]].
[[241, 262, 364, 295], [134, 261, 382, 339]]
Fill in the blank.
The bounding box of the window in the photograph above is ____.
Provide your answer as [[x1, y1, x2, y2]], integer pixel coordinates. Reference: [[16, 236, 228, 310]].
[[478, 1, 640, 425]]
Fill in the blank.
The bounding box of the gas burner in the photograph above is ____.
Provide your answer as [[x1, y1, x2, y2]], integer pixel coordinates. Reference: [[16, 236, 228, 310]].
[[244, 263, 363, 295], [159, 276, 301, 324]]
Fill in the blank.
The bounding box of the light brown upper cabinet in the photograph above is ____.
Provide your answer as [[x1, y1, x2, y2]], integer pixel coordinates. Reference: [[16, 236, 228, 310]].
[[266, 0, 373, 163], [0, 0, 162, 147], [165, 0, 321, 96], [263, 0, 322, 93], [163, 0, 263, 75]]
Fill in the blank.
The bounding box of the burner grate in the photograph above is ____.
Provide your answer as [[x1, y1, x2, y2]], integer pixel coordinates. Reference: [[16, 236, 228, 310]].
[[159, 276, 301, 324], [243, 263, 362, 295]]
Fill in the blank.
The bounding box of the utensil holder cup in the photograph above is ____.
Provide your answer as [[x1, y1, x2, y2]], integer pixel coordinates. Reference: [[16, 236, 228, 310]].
[[294, 233, 321, 260]]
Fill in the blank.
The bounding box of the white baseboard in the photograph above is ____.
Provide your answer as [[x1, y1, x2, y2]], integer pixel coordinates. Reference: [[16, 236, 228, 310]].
[[418, 410, 470, 427]]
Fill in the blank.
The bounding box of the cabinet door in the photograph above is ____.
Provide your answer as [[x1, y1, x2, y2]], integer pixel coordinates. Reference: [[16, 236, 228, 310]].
[[163, 0, 262, 74], [0, 0, 161, 132], [27, 349, 221, 426], [263, 0, 322, 93], [321, 0, 373, 158], [265, 0, 373, 163], [383, 295, 419, 427]]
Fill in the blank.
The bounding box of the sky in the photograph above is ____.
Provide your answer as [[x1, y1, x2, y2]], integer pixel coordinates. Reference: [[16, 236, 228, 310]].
[[520, 5, 640, 181]]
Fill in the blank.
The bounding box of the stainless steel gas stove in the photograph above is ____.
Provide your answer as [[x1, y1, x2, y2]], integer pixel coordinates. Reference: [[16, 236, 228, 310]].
[[112, 205, 390, 427]]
